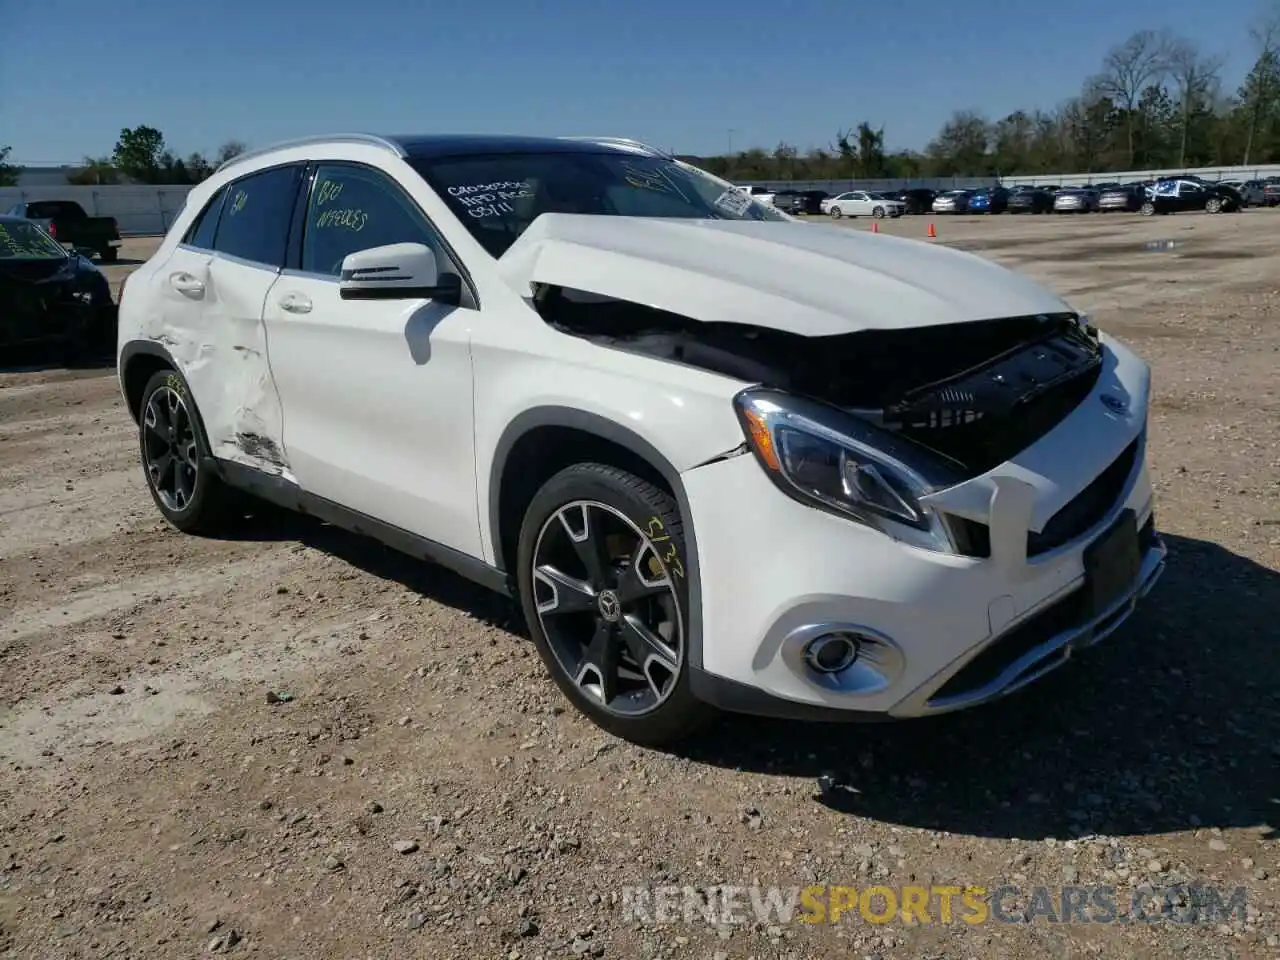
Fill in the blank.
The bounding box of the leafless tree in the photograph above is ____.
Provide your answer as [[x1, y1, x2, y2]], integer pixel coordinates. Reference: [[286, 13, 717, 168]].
[[1166, 36, 1225, 167], [1092, 30, 1172, 166]]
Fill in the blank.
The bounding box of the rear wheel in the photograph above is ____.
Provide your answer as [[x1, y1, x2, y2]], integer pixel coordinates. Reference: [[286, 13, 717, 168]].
[[1140, 201, 1156, 217], [137, 369, 240, 535], [872, 206, 885, 218], [516, 463, 713, 746], [1205, 197, 1223, 214], [99, 247, 118, 263]]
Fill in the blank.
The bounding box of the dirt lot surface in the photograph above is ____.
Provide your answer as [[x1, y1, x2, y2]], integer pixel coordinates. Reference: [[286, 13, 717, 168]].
[[2, 215, 1278, 960]]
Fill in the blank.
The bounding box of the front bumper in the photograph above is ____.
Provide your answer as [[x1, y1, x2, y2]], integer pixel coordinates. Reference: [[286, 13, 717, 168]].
[[683, 337, 1162, 721]]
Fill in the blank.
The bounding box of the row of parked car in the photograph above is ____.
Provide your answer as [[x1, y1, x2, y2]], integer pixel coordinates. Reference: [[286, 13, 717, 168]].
[[744, 175, 1280, 219]]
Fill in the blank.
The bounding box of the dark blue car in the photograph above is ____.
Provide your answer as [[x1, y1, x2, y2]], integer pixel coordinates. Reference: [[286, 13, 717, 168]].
[[967, 187, 1010, 214]]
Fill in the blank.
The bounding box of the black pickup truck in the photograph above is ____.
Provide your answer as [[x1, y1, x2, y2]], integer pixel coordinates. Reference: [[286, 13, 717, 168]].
[[3, 200, 122, 262]]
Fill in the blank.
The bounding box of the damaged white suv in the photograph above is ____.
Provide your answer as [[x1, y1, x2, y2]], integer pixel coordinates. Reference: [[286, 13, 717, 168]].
[[116, 134, 1166, 745]]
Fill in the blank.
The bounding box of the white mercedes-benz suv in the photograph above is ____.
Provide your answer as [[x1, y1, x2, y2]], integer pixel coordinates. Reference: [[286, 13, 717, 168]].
[[116, 133, 1165, 745]]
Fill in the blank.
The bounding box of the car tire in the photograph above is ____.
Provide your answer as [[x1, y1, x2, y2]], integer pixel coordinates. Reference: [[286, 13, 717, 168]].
[[1205, 197, 1223, 214], [515, 462, 714, 747], [829, 207, 842, 219], [99, 247, 118, 263], [137, 368, 242, 535], [1140, 201, 1155, 217], [872, 206, 885, 218]]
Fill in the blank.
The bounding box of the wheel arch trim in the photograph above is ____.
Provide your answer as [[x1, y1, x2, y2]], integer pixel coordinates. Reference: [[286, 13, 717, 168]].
[[119, 339, 179, 423], [488, 406, 707, 670]]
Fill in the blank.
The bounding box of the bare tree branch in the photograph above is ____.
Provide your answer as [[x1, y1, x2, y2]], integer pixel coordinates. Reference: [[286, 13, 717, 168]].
[[1166, 36, 1225, 166], [1092, 30, 1173, 165]]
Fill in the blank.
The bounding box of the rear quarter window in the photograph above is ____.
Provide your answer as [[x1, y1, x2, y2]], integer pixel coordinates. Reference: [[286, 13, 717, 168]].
[[183, 188, 227, 249]]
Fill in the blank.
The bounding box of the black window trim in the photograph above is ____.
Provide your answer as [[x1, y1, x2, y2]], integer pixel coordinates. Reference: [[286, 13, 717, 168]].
[[181, 185, 228, 250], [281, 158, 479, 309], [204, 160, 307, 271]]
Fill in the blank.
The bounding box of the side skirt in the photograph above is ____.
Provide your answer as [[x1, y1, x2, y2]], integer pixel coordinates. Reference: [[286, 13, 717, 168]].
[[215, 459, 512, 597]]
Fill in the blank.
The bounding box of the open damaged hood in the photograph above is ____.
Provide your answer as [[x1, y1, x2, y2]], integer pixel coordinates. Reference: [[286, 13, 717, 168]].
[[496, 214, 1072, 337]]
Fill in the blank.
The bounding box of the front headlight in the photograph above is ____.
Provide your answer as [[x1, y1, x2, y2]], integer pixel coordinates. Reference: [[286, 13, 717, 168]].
[[733, 388, 961, 552]]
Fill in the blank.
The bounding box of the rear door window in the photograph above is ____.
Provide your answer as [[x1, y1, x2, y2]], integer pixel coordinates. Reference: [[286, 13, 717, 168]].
[[211, 164, 304, 268]]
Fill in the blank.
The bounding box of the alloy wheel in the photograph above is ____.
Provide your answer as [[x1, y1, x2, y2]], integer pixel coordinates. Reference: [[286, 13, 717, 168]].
[[531, 500, 683, 717], [142, 385, 199, 512]]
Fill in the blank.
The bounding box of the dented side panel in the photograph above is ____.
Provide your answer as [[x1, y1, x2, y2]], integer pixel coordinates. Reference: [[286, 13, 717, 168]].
[[138, 245, 290, 478]]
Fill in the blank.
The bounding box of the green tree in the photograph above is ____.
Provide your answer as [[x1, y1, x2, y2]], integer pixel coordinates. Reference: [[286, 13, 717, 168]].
[[112, 125, 167, 183], [0, 145, 18, 186], [67, 156, 120, 185], [854, 122, 887, 178], [925, 110, 991, 176]]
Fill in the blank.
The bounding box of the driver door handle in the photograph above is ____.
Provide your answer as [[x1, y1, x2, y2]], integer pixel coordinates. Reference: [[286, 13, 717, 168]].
[[168, 272, 205, 298], [278, 291, 312, 314]]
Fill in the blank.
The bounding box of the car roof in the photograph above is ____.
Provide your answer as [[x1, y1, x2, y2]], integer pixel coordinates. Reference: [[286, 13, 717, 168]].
[[214, 132, 676, 177], [398, 134, 667, 159]]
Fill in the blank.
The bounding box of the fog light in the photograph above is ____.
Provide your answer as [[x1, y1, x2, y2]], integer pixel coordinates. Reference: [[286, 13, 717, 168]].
[[803, 632, 860, 674]]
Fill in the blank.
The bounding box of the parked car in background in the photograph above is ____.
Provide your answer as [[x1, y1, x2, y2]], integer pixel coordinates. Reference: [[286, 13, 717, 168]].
[[771, 190, 800, 213], [1007, 186, 1054, 214], [3, 200, 123, 262], [734, 185, 776, 206], [1054, 188, 1099, 213], [883, 188, 937, 214], [967, 186, 1010, 214], [931, 189, 971, 214], [1140, 178, 1241, 216], [1262, 181, 1280, 207], [115, 131, 1165, 745], [1232, 180, 1267, 206], [1097, 184, 1144, 212], [772, 190, 828, 215], [820, 191, 904, 219], [0, 214, 117, 362]]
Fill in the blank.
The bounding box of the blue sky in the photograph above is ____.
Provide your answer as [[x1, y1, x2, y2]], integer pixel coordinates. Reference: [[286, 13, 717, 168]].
[[1, 0, 1266, 164]]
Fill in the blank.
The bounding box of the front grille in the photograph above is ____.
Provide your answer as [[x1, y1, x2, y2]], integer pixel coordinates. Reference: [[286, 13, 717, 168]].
[[1028, 436, 1141, 555], [945, 434, 1142, 559]]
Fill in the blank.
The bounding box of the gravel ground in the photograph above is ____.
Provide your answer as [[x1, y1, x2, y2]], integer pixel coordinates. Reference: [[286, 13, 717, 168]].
[[1, 212, 1277, 960]]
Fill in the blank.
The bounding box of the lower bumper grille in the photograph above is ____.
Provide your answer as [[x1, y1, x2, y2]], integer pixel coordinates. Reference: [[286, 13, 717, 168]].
[[925, 514, 1160, 708]]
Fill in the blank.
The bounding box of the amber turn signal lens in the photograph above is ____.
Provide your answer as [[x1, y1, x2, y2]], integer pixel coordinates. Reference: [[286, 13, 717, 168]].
[[741, 406, 781, 472]]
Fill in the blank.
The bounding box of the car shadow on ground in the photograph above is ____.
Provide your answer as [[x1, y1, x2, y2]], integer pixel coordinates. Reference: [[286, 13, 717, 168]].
[[213, 510, 1277, 841], [221, 505, 520, 632], [97, 257, 145, 267], [672, 532, 1279, 841]]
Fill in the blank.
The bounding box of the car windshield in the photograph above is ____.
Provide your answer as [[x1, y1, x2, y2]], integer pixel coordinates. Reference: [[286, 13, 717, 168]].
[[411, 151, 787, 257], [0, 219, 67, 260]]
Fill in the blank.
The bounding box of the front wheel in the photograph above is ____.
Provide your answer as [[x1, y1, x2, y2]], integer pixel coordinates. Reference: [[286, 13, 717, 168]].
[[829, 206, 842, 219], [137, 369, 240, 535], [99, 247, 118, 263], [1205, 197, 1223, 214], [516, 463, 713, 746], [872, 206, 885, 218], [1140, 201, 1155, 217]]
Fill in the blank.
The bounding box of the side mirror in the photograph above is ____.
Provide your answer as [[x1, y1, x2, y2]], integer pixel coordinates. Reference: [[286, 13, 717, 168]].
[[338, 242, 461, 304]]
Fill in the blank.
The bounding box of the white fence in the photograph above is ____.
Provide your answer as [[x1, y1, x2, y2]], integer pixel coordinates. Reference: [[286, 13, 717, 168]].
[[0, 185, 195, 236]]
